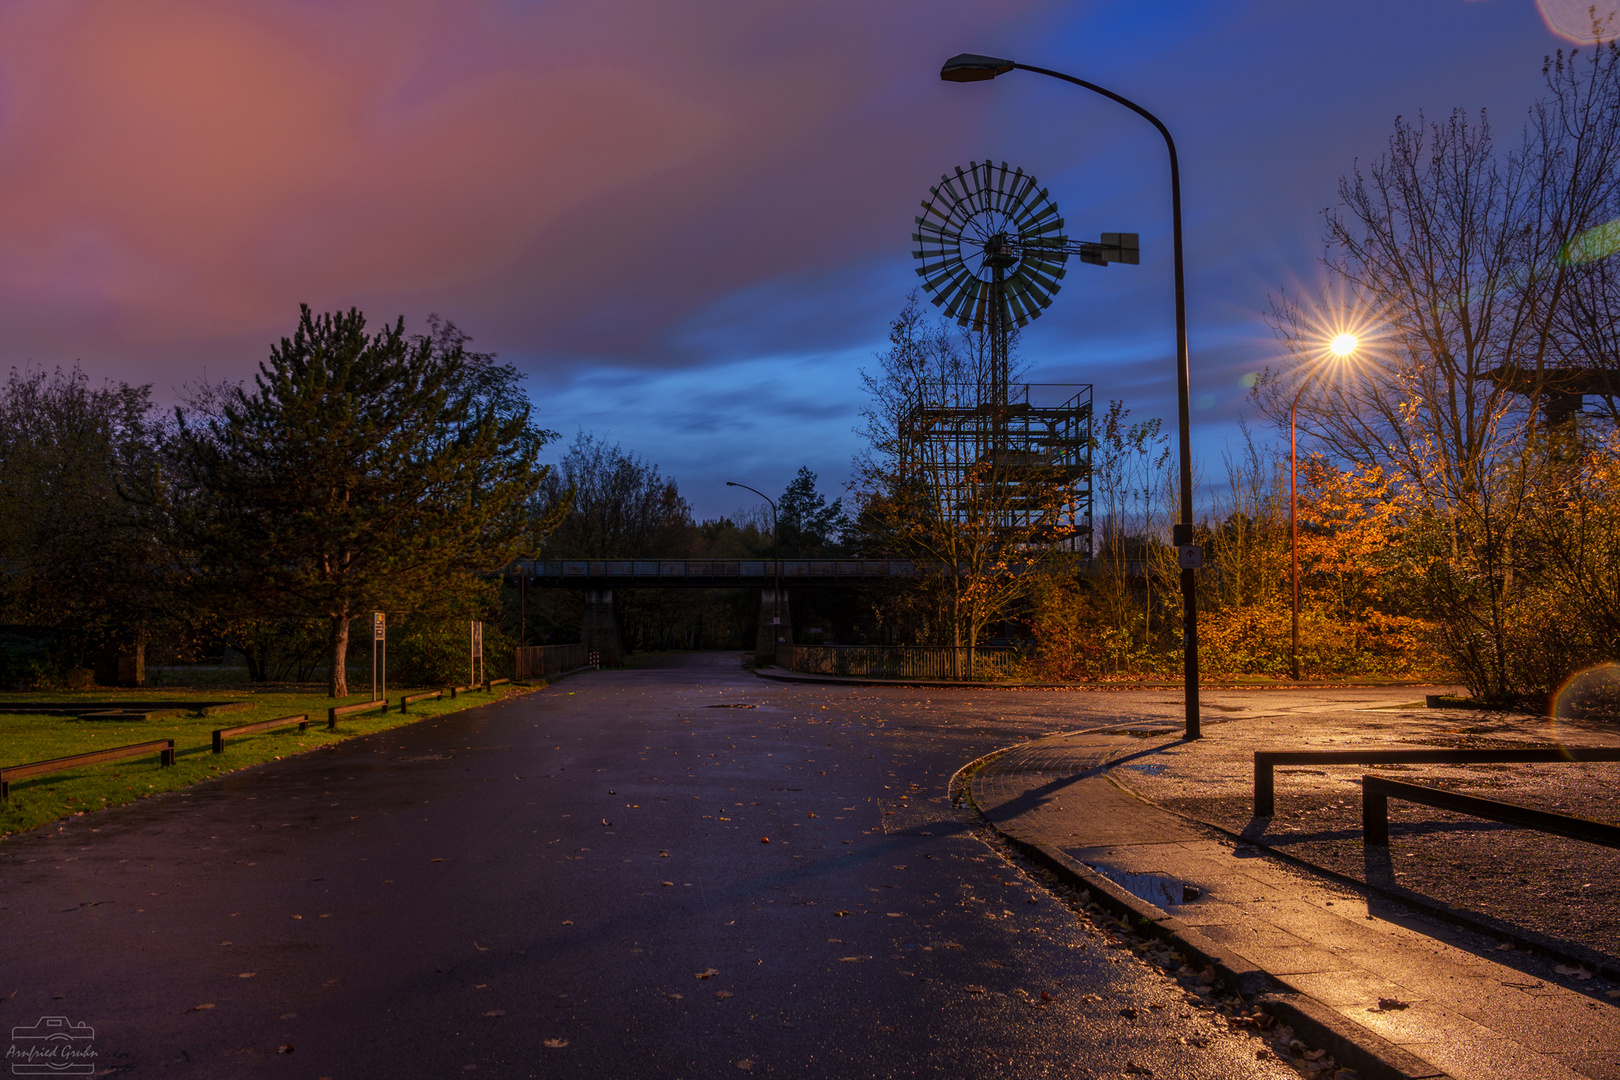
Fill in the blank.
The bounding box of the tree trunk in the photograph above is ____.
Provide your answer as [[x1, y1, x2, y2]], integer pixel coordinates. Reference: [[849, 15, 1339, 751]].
[[328, 613, 350, 698]]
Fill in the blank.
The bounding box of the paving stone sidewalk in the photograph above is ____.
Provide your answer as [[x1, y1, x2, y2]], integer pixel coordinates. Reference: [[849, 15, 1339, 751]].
[[972, 729, 1620, 1080]]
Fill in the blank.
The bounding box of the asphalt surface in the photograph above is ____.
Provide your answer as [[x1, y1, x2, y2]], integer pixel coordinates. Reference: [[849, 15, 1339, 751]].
[[0, 654, 1333, 1079]]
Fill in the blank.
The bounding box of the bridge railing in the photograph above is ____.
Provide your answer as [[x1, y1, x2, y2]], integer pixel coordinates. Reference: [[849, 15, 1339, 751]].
[[776, 644, 1021, 681], [514, 644, 591, 680]]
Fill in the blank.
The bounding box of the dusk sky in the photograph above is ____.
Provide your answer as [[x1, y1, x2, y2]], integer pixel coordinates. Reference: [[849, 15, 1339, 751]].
[[0, 0, 1611, 519]]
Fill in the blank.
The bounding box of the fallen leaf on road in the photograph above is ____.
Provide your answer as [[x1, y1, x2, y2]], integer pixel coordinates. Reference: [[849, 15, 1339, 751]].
[[716, 990, 733, 999], [1041, 991, 1054, 1001], [1080, 994, 1102, 1003], [277, 1044, 293, 1054], [482, 1010, 505, 1017], [1119, 1007, 1139, 1019], [1374, 998, 1409, 1011], [736, 1061, 755, 1071], [760, 837, 770, 844], [192, 1004, 214, 1011], [290, 915, 302, 920], [695, 968, 720, 980], [661, 881, 674, 886], [886, 912, 903, 918], [1555, 964, 1593, 981], [659, 851, 670, 857], [834, 910, 850, 917], [542, 1038, 568, 1048], [1123, 1064, 1152, 1076], [602, 819, 611, 827], [964, 985, 987, 995], [1492, 943, 1514, 951], [237, 973, 255, 979], [474, 942, 489, 951], [876, 1024, 895, 1032]]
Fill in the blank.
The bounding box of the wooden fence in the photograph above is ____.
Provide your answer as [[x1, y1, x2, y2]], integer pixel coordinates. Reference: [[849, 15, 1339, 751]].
[[514, 644, 591, 681], [775, 644, 1020, 681]]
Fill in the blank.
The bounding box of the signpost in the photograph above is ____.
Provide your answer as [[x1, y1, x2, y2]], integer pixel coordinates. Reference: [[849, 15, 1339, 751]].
[[470, 620, 484, 687], [372, 612, 386, 701]]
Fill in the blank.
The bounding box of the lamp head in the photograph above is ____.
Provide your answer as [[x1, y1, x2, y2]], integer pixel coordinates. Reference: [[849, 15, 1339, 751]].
[[725, 481, 738, 487], [940, 53, 1016, 82]]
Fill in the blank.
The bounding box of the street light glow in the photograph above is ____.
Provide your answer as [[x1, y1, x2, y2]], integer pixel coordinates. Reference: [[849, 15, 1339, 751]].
[[1329, 333, 1358, 356]]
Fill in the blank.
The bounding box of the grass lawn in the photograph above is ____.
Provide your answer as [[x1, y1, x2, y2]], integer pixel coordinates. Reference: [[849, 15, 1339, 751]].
[[0, 681, 544, 838]]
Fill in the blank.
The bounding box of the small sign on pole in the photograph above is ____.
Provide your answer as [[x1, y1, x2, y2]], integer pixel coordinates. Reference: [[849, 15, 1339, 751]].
[[372, 612, 386, 701]]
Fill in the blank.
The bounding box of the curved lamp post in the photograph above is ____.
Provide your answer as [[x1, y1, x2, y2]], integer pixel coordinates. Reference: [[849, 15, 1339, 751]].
[[726, 481, 782, 657], [1288, 332, 1358, 680], [941, 52, 1200, 738]]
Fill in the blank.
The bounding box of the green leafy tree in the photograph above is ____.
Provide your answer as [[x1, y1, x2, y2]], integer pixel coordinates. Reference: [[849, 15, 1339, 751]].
[[0, 366, 174, 682], [176, 306, 552, 697]]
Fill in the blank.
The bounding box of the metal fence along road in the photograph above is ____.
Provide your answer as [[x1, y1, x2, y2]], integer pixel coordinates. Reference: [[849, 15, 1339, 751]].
[[776, 644, 1021, 681]]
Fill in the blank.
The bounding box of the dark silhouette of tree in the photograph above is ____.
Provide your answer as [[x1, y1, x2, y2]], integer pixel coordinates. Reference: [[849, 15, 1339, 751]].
[[777, 467, 845, 557], [0, 366, 172, 681], [175, 306, 551, 697]]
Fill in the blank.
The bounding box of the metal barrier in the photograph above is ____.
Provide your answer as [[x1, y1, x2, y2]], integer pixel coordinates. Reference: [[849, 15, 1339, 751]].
[[1362, 774, 1620, 848], [514, 644, 590, 680], [776, 644, 1020, 681], [1253, 747, 1620, 817]]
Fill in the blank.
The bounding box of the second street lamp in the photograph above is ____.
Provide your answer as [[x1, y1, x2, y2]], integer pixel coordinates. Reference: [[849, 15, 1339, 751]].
[[726, 481, 782, 662], [942, 52, 1201, 738]]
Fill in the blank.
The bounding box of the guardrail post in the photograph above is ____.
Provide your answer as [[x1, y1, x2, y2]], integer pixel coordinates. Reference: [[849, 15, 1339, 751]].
[[327, 707, 339, 730], [1254, 753, 1275, 817], [161, 741, 176, 767], [1363, 779, 1389, 845], [212, 731, 225, 755]]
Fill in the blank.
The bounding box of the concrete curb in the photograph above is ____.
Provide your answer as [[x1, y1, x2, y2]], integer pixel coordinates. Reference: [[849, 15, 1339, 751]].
[[997, 835, 1452, 1080], [957, 739, 1457, 1080]]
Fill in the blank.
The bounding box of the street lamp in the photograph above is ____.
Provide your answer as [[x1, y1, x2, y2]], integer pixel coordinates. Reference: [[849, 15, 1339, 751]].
[[1287, 332, 1357, 681], [942, 52, 1201, 738], [726, 481, 782, 660]]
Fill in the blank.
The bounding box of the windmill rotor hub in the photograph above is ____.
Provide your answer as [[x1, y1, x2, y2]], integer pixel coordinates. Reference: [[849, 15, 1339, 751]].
[[982, 233, 1018, 269]]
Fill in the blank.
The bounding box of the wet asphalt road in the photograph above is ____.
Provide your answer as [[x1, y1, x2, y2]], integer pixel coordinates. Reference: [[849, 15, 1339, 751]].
[[0, 654, 1314, 1079]]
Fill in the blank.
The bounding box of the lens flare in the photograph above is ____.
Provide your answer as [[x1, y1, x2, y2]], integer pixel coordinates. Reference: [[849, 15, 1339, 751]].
[[1563, 218, 1620, 265], [1329, 333, 1358, 357], [1538, 0, 1620, 44], [1549, 663, 1620, 747]]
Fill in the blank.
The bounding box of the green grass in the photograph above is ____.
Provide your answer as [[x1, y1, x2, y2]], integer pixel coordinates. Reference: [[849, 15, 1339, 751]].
[[0, 682, 538, 838]]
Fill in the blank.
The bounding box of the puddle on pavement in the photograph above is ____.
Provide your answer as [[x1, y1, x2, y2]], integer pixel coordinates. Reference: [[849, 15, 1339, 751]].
[[1086, 863, 1200, 908]]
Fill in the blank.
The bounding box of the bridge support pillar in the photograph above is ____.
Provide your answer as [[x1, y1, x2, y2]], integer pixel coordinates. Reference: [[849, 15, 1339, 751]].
[[583, 589, 621, 668], [754, 590, 790, 667]]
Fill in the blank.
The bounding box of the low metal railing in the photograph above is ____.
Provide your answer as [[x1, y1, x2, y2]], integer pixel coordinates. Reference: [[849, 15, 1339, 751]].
[[514, 644, 590, 680], [776, 644, 1020, 681]]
